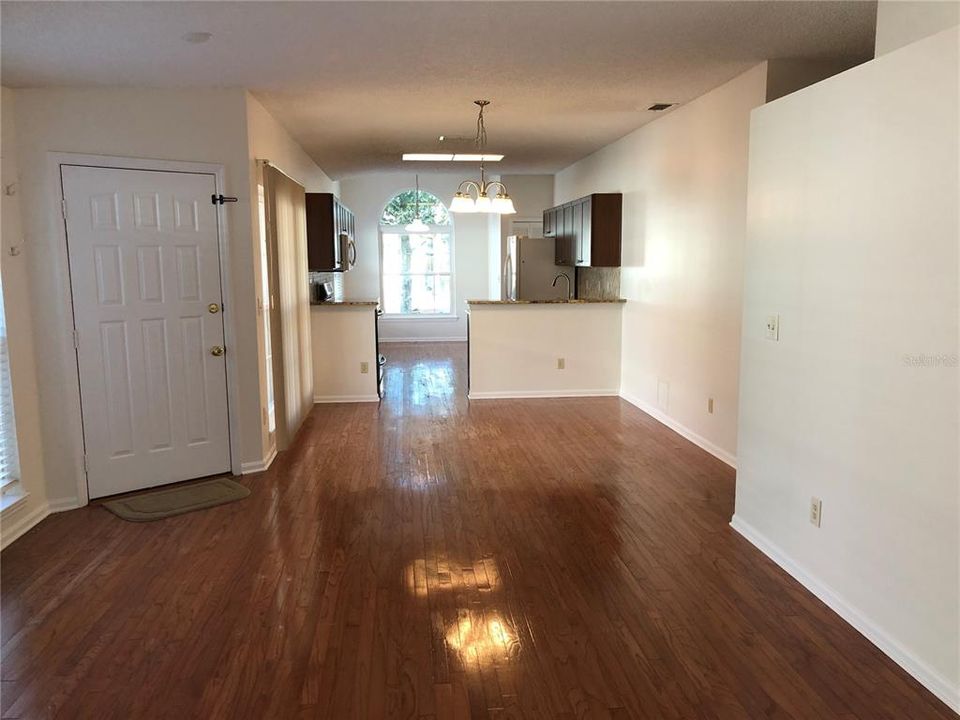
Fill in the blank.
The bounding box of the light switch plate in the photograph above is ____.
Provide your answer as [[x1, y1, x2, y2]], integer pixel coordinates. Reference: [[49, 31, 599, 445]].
[[360, 361, 369, 374], [765, 314, 780, 341]]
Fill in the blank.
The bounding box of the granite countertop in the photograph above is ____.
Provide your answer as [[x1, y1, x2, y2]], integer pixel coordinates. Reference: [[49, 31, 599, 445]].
[[467, 298, 626, 305], [310, 299, 380, 307]]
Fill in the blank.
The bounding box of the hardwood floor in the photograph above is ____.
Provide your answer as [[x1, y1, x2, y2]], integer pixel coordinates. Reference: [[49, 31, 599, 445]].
[[1, 342, 953, 719]]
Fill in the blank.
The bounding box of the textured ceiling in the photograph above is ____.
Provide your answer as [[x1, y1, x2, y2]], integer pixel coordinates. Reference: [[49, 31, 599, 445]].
[[1, 1, 877, 178]]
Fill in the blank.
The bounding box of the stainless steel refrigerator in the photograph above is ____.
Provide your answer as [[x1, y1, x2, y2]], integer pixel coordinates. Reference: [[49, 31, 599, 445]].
[[503, 236, 571, 301]]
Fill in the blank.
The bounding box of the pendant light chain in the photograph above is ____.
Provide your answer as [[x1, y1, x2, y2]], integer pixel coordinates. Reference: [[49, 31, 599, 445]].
[[415, 174, 421, 219], [475, 100, 488, 150], [405, 173, 431, 232], [450, 100, 515, 215]]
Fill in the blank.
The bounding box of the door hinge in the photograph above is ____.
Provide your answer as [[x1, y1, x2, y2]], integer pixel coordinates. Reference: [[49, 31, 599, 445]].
[[61, 199, 68, 219], [212, 194, 239, 206], [82, 454, 89, 473], [72, 329, 80, 349]]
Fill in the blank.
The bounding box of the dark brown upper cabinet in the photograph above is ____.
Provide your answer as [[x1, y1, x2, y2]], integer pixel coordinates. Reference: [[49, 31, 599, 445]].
[[306, 193, 357, 272], [543, 193, 622, 268], [543, 206, 557, 238]]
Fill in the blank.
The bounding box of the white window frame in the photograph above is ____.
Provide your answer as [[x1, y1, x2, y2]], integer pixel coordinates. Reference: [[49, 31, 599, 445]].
[[378, 224, 457, 320]]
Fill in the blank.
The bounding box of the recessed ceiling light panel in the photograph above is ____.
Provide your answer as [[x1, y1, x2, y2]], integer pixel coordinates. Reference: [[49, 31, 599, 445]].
[[454, 154, 504, 162], [402, 153, 504, 162], [402, 153, 455, 161]]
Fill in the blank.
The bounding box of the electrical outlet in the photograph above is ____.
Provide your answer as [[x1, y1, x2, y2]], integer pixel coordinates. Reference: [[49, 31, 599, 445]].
[[707, 397, 714, 414], [765, 314, 780, 341], [809, 497, 822, 527], [557, 358, 565, 370], [360, 361, 369, 374]]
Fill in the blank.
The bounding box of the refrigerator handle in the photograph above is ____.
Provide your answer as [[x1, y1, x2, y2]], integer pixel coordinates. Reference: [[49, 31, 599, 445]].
[[502, 254, 513, 300]]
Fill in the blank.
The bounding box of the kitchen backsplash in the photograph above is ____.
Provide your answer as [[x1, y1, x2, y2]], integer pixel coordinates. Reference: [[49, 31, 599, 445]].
[[309, 271, 344, 302], [577, 267, 621, 300]]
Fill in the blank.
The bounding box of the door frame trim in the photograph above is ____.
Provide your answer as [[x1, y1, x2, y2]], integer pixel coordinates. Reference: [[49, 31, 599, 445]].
[[50, 152, 243, 504]]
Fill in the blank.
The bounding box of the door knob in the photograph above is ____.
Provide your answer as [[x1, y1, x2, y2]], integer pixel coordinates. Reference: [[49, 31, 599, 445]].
[[210, 345, 225, 357], [208, 303, 220, 314]]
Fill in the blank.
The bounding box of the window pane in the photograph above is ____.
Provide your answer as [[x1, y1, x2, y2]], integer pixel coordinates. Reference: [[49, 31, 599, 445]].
[[380, 231, 453, 315], [382, 234, 402, 274], [434, 235, 451, 273], [382, 274, 402, 314], [409, 274, 434, 314], [408, 235, 433, 274], [434, 275, 451, 314]]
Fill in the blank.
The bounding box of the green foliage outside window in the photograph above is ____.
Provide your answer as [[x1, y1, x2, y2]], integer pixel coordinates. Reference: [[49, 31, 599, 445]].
[[380, 190, 451, 227]]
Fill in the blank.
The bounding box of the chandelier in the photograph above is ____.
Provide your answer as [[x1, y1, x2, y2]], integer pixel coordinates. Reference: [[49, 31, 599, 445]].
[[450, 101, 516, 215]]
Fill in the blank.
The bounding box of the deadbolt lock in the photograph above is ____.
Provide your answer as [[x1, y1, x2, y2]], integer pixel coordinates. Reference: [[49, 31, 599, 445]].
[[208, 303, 220, 314], [210, 345, 225, 357]]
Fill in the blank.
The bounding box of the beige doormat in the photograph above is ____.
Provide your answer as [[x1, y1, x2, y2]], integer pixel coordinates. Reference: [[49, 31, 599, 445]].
[[102, 477, 250, 522]]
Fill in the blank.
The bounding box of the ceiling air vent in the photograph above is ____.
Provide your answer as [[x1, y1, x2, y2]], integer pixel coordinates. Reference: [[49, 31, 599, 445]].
[[647, 103, 675, 111]]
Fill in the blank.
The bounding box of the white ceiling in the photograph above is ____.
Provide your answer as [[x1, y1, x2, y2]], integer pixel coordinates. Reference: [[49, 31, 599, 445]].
[[1, 1, 877, 178]]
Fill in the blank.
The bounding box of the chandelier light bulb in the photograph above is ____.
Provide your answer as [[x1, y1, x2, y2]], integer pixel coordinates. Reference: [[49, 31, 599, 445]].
[[450, 192, 476, 213], [491, 193, 516, 215]]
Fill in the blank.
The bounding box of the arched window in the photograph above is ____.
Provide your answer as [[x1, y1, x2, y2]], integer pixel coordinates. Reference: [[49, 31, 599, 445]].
[[379, 190, 454, 316]]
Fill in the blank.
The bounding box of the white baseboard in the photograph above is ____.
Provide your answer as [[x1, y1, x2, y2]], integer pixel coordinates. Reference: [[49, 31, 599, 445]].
[[2, 495, 84, 550], [730, 515, 960, 713], [1, 499, 47, 550], [240, 444, 277, 475], [379, 337, 466, 343], [619, 391, 737, 468], [48, 497, 83, 512], [313, 394, 381, 404], [468, 389, 620, 400]]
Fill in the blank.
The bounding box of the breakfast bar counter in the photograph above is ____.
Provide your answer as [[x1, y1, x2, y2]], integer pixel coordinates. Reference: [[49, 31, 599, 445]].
[[466, 299, 625, 399], [466, 298, 627, 305]]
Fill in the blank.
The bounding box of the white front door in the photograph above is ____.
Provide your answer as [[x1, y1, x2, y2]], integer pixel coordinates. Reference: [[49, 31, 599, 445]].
[[62, 165, 231, 499]]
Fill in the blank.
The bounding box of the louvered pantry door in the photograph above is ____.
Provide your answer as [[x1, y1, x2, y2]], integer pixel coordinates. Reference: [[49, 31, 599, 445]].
[[62, 166, 231, 499]]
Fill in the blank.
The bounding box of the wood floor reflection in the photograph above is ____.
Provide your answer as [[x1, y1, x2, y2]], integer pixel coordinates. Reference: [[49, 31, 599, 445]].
[[1, 342, 952, 719]]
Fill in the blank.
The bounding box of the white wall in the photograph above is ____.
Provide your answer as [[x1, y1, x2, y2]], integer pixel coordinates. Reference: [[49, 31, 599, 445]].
[[555, 64, 769, 466], [10, 87, 261, 506], [1, 87, 51, 547], [0, 87, 336, 519], [735, 28, 959, 710], [468, 304, 622, 398], [311, 306, 379, 402], [245, 93, 337, 460], [338, 172, 496, 341], [875, 0, 959, 54]]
